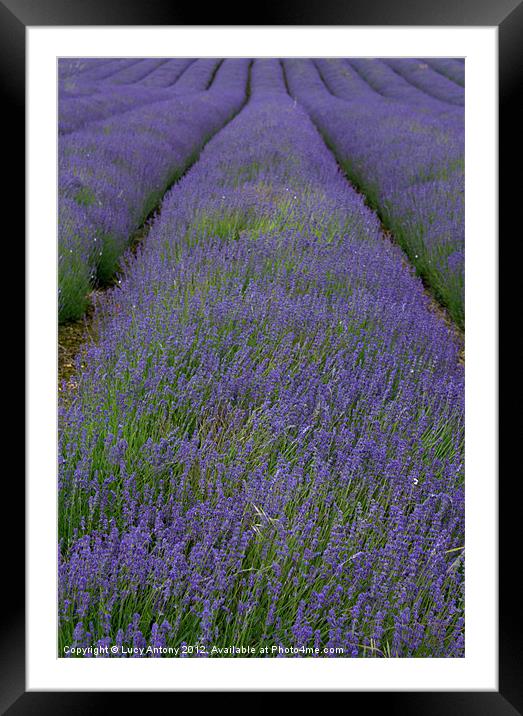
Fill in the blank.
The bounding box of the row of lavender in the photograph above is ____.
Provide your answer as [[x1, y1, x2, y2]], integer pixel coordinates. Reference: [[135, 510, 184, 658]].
[[58, 59, 249, 322], [59, 57, 464, 133], [59, 60, 464, 657], [284, 59, 465, 328], [59, 59, 225, 134], [422, 58, 465, 87], [59, 57, 465, 328]]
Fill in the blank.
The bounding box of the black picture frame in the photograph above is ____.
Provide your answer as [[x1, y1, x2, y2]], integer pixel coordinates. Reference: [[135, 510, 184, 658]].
[[9, 0, 515, 710]]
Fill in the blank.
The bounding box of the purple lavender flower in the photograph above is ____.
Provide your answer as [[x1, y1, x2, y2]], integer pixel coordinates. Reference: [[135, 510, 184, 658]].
[[58, 59, 464, 658]]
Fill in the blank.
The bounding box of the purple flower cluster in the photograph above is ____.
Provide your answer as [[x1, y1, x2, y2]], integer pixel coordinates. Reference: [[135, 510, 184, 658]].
[[60, 59, 142, 93], [327, 59, 461, 126], [283, 59, 465, 327], [171, 58, 223, 94], [59, 59, 464, 658], [102, 58, 170, 85], [134, 59, 194, 88], [59, 86, 173, 135], [58, 58, 113, 82], [58, 59, 250, 321], [59, 60, 239, 136], [382, 58, 464, 106], [422, 58, 465, 88]]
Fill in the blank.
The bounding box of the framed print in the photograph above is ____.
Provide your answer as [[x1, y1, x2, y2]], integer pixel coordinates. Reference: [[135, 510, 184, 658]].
[[7, 0, 516, 710]]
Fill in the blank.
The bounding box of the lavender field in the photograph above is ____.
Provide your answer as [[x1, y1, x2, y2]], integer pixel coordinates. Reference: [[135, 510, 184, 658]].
[[58, 58, 465, 658]]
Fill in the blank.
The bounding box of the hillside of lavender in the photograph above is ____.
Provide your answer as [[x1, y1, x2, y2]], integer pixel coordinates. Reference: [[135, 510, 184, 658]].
[[58, 58, 465, 658]]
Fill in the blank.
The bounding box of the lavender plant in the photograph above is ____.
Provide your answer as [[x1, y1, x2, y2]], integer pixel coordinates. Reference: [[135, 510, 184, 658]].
[[58, 58, 114, 81], [134, 59, 194, 88], [382, 58, 464, 107], [102, 59, 170, 85], [79, 59, 142, 82], [58, 59, 249, 322], [325, 58, 462, 126], [59, 86, 172, 135], [59, 59, 464, 658], [422, 58, 465, 87], [171, 58, 224, 94], [284, 59, 465, 328], [59, 59, 220, 136]]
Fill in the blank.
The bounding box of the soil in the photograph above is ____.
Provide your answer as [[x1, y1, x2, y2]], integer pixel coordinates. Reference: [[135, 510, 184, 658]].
[[58, 292, 99, 400]]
